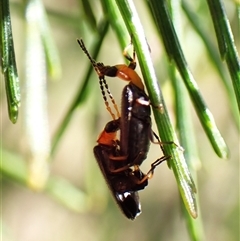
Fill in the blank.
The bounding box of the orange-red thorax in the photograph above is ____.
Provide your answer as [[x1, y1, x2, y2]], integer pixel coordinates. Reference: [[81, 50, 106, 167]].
[[97, 129, 117, 146], [115, 65, 144, 90]]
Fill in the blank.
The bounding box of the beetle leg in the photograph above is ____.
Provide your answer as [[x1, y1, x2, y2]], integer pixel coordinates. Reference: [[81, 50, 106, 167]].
[[146, 155, 171, 179], [109, 155, 128, 162], [108, 151, 146, 174], [131, 152, 146, 165], [123, 40, 136, 70], [108, 151, 145, 175], [109, 164, 131, 173], [123, 35, 151, 71], [133, 155, 170, 185], [150, 130, 184, 152]]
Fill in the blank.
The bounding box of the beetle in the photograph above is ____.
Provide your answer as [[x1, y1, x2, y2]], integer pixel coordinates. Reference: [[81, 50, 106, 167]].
[[78, 39, 166, 167], [78, 38, 171, 218], [94, 119, 144, 219], [94, 118, 167, 219]]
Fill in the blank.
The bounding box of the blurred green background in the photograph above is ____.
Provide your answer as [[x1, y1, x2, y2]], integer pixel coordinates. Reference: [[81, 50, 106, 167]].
[[1, 0, 239, 241]]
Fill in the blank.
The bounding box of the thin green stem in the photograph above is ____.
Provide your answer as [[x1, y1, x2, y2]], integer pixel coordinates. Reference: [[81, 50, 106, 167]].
[[115, 0, 197, 218], [101, 0, 129, 49]]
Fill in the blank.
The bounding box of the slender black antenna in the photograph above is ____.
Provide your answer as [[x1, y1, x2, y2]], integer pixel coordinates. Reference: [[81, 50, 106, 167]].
[[77, 39, 97, 67], [100, 77, 120, 119], [77, 38, 120, 119]]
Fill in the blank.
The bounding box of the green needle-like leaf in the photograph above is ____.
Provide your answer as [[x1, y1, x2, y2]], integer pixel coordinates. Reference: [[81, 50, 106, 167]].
[[148, 0, 229, 159], [101, 0, 129, 48], [80, 0, 97, 30], [0, 0, 20, 123], [206, 0, 240, 112], [172, 67, 205, 240], [115, 0, 197, 218], [182, 0, 239, 127]]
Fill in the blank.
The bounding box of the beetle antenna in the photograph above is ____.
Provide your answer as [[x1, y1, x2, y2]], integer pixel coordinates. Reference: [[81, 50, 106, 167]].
[[100, 77, 120, 118], [99, 77, 121, 119], [78, 38, 120, 120], [77, 39, 96, 66]]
